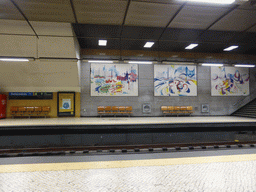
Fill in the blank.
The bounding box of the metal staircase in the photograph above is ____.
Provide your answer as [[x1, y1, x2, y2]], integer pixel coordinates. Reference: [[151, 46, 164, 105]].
[[232, 98, 256, 118]]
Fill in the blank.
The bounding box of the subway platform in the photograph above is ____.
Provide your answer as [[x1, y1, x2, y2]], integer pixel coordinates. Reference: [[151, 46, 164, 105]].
[[0, 115, 256, 154], [1, 116, 256, 191], [1, 116, 256, 129]]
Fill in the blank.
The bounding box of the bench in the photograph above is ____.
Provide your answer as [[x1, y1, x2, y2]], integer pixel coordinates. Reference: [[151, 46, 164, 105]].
[[161, 106, 193, 116], [97, 106, 132, 117], [10, 106, 51, 118]]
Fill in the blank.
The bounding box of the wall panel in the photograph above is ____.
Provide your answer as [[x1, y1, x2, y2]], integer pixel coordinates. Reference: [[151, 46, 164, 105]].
[[38, 36, 77, 58], [0, 35, 37, 57], [80, 62, 256, 116], [0, 60, 80, 93]]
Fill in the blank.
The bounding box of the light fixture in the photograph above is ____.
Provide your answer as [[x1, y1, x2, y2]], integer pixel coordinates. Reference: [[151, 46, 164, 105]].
[[185, 44, 198, 50], [162, 61, 195, 65], [39, 57, 78, 62], [201, 63, 224, 66], [182, 0, 235, 4], [87, 60, 113, 63], [0, 58, 30, 62], [98, 40, 107, 46], [224, 45, 239, 51], [128, 61, 153, 64], [144, 42, 154, 48], [234, 64, 255, 68]]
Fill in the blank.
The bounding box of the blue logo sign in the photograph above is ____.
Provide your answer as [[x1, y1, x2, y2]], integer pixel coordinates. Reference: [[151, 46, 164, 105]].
[[63, 102, 70, 109], [9, 92, 33, 96]]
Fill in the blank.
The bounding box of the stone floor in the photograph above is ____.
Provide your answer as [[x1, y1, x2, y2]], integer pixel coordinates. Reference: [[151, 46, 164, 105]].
[[1, 149, 256, 192]]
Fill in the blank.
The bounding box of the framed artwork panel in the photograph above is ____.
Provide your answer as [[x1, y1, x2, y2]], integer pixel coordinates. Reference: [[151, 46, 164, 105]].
[[90, 64, 138, 96], [211, 66, 249, 96], [154, 64, 197, 96]]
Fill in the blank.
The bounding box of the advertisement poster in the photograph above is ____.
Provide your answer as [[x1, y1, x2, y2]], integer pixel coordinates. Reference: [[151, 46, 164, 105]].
[[57, 92, 75, 116]]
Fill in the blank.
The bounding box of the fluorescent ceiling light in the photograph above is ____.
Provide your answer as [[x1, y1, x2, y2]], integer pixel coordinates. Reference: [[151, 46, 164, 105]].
[[185, 44, 198, 50], [39, 58, 78, 62], [144, 42, 154, 48], [98, 40, 107, 46], [184, 0, 235, 4], [162, 61, 195, 65], [88, 60, 113, 63], [201, 63, 223, 66], [234, 64, 255, 68], [0, 58, 29, 62], [128, 61, 153, 64], [224, 45, 239, 51]]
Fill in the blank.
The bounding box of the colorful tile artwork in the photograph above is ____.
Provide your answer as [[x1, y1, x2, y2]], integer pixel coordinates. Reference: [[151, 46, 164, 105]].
[[90, 64, 138, 96], [154, 65, 197, 96], [211, 66, 249, 96]]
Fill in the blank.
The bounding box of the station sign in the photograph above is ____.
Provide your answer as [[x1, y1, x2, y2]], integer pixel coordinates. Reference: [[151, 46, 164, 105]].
[[9, 92, 53, 100]]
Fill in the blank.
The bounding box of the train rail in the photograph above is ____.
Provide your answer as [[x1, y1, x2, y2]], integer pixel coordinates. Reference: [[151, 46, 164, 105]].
[[1, 140, 256, 158]]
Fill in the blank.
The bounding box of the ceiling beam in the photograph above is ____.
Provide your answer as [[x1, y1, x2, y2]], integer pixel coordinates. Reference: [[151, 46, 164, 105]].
[[243, 22, 256, 32], [156, 2, 187, 58], [132, 0, 180, 5], [70, 0, 78, 23], [157, 3, 187, 41], [77, 35, 253, 46], [195, 4, 240, 41], [9, 0, 39, 38], [119, 0, 131, 37], [223, 21, 256, 45], [121, 0, 131, 28], [120, 0, 131, 59], [81, 48, 256, 61], [119, 0, 132, 38]]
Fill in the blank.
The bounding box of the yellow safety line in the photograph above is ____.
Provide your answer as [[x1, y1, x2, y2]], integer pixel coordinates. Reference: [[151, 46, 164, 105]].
[[1, 154, 256, 173]]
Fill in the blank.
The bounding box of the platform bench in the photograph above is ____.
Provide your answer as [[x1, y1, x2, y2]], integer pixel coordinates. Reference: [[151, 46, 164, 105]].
[[10, 106, 50, 118], [161, 106, 194, 116], [97, 106, 132, 117]]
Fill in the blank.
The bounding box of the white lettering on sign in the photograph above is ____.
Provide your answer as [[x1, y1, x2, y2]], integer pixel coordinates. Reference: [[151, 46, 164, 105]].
[[1, 100, 6, 105]]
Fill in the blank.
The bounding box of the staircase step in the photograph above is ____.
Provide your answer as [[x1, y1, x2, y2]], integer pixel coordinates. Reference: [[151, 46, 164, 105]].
[[232, 98, 256, 118]]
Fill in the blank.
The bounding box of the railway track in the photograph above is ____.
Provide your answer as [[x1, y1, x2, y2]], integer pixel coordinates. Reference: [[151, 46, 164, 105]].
[[1, 140, 256, 158]]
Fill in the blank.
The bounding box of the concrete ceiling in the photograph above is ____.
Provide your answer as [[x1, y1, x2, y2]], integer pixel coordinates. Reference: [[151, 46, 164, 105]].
[[1, 0, 256, 55]]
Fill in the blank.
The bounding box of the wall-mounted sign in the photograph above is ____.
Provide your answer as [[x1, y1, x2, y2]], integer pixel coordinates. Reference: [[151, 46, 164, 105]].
[[143, 103, 151, 113], [201, 104, 209, 113], [9, 92, 33, 96], [57, 92, 75, 117], [9, 92, 53, 100]]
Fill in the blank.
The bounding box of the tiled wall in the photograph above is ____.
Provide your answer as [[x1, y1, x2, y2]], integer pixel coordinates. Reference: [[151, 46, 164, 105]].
[[80, 63, 256, 116]]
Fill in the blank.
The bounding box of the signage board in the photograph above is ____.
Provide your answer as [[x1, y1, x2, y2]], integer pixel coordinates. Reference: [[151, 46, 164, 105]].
[[9, 92, 53, 100]]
